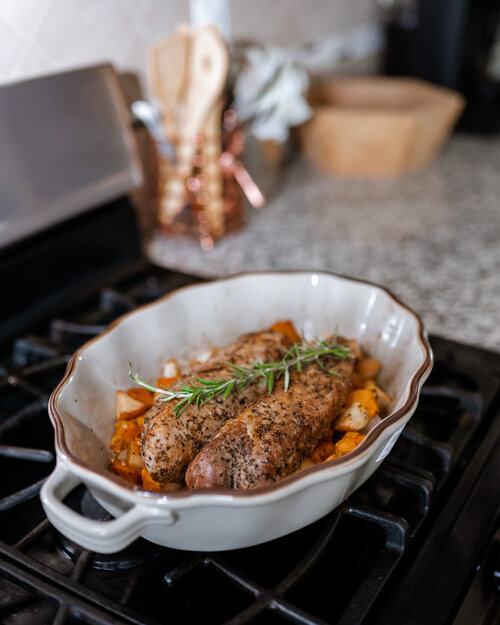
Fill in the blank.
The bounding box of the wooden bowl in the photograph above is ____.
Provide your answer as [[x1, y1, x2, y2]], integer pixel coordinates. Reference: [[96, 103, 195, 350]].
[[299, 77, 465, 177]]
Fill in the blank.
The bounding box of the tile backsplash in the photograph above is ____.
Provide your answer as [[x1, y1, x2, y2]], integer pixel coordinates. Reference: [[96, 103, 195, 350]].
[[0, 0, 381, 94]]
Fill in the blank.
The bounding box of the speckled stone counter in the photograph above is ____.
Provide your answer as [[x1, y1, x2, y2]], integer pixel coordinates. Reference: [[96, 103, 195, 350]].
[[147, 134, 500, 352]]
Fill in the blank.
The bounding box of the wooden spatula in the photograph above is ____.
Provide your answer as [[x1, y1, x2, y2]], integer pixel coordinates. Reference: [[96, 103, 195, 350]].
[[159, 25, 228, 226], [149, 27, 190, 141]]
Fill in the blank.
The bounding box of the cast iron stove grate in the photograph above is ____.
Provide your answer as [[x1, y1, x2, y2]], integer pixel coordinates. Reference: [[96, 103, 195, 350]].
[[0, 269, 499, 625]]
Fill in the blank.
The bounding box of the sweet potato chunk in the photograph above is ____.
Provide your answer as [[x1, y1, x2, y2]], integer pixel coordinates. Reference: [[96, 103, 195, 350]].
[[110, 460, 142, 485], [156, 376, 181, 388], [355, 358, 382, 381], [346, 388, 379, 419], [127, 437, 143, 469], [141, 468, 183, 492], [310, 440, 335, 463], [141, 468, 166, 491], [269, 320, 301, 344], [327, 431, 365, 460], [310, 431, 336, 463], [110, 418, 142, 458], [300, 457, 316, 470], [351, 372, 363, 389], [154, 376, 181, 400], [362, 380, 392, 412], [109, 415, 145, 485]]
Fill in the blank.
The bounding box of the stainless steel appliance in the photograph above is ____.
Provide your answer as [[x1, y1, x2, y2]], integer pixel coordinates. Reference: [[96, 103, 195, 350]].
[[0, 65, 499, 624]]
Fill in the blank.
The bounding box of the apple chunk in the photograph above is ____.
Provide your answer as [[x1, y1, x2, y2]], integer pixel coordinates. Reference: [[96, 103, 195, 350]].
[[115, 390, 150, 420]]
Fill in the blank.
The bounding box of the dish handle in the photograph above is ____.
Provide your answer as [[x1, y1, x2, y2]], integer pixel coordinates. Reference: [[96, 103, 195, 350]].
[[41, 462, 176, 554]]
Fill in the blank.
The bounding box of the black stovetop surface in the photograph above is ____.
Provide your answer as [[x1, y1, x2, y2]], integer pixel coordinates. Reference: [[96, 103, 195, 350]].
[[0, 265, 499, 625]]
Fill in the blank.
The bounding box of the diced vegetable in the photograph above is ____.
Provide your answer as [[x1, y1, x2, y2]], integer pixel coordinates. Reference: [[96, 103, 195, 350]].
[[355, 358, 382, 381], [141, 468, 165, 491], [110, 418, 143, 459], [300, 457, 316, 470], [269, 320, 302, 344], [193, 346, 218, 364], [126, 388, 154, 407], [127, 437, 143, 469], [362, 380, 392, 412], [310, 430, 336, 463], [115, 390, 149, 420], [156, 376, 180, 389], [351, 372, 363, 389], [155, 376, 181, 400], [334, 401, 370, 432], [362, 414, 382, 434], [345, 339, 363, 360], [346, 388, 379, 419], [110, 321, 390, 490], [110, 460, 142, 485], [327, 431, 365, 460], [162, 358, 180, 378], [141, 468, 183, 492]]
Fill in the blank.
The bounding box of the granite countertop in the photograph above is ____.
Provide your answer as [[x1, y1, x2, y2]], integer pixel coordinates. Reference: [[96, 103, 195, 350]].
[[147, 133, 500, 352]]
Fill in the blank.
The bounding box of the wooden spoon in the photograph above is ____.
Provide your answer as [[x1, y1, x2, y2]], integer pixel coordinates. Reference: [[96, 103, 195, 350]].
[[159, 25, 228, 226], [148, 27, 190, 141]]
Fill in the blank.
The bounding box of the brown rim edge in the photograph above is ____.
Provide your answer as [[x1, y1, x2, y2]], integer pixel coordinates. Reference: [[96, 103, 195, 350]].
[[48, 269, 434, 501]]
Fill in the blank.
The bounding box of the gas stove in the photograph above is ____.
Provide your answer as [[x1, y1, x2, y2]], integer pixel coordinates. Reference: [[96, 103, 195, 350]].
[[0, 265, 499, 625], [0, 64, 499, 625]]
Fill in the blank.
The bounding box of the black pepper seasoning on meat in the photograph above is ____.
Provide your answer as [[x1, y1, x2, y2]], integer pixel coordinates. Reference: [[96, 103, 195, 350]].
[[185, 353, 354, 490], [141, 331, 291, 482]]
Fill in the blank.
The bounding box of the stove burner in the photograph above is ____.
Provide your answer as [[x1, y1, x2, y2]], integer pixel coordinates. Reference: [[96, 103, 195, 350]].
[[12, 336, 73, 367], [53, 489, 164, 571], [79, 488, 112, 521], [55, 531, 163, 572], [50, 320, 107, 347]]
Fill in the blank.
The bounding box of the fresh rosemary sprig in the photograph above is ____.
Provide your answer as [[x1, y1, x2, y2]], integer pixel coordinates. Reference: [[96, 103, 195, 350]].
[[129, 337, 353, 417]]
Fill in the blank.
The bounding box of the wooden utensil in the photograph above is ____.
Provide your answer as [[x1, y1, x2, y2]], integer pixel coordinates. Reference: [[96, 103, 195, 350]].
[[200, 99, 225, 237], [149, 28, 190, 141], [159, 25, 228, 226]]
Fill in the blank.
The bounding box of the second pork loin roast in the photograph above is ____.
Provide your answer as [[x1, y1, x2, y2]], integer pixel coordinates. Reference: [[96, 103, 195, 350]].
[[141, 330, 291, 482], [185, 354, 354, 490]]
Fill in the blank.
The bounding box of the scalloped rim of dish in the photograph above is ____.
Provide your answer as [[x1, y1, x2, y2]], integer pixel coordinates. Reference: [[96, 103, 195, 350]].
[[48, 270, 433, 504]]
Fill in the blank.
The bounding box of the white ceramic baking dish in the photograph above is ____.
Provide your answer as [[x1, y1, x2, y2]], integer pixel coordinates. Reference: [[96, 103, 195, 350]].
[[41, 271, 433, 553]]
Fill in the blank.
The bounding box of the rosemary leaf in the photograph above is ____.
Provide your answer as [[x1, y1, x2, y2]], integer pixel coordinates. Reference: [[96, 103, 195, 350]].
[[284, 367, 290, 391], [129, 336, 353, 417], [223, 381, 235, 399], [267, 370, 274, 394], [328, 370, 341, 377]]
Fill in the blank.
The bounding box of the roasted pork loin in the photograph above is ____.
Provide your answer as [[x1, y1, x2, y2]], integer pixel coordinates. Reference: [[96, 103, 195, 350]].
[[185, 355, 354, 490], [141, 331, 290, 482]]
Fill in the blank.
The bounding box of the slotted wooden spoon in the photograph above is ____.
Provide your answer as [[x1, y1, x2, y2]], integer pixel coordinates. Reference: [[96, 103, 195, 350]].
[[149, 26, 190, 142], [159, 25, 228, 226]]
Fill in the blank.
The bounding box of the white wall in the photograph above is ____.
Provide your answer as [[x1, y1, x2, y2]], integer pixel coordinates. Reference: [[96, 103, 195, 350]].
[[0, 0, 381, 93]]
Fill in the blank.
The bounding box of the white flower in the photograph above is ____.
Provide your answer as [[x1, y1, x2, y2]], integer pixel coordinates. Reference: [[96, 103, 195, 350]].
[[232, 46, 312, 143]]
